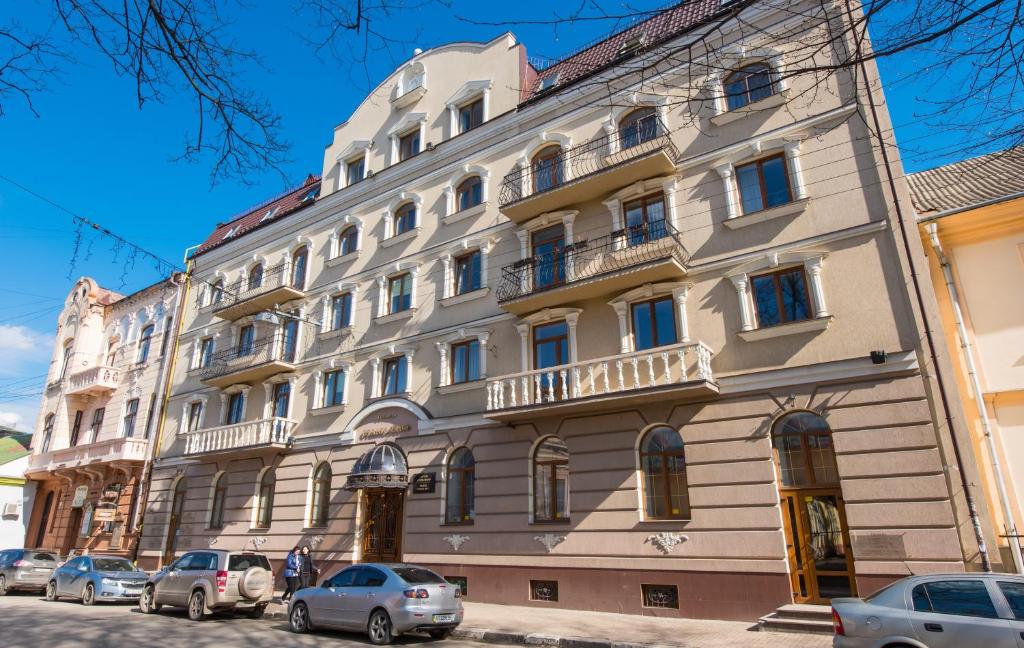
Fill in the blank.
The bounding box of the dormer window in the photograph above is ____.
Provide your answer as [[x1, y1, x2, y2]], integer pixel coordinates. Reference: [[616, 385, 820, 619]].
[[346, 157, 365, 186], [260, 207, 279, 223], [618, 32, 648, 57], [538, 73, 559, 92], [300, 188, 318, 203], [724, 63, 777, 111], [222, 225, 240, 240], [459, 98, 484, 134], [399, 130, 420, 161]]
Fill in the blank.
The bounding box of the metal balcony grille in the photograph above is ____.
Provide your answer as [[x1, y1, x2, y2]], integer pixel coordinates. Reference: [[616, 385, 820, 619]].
[[194, 336, 295, 382], [498, 114, 677, 208], [495, 220, 690, 303], [212, 262, 296, 311]]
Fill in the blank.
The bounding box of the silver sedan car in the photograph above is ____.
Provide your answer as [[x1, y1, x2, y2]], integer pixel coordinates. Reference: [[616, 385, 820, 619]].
[[288, 563, 463, 645], [832, 572, 1024, 647]]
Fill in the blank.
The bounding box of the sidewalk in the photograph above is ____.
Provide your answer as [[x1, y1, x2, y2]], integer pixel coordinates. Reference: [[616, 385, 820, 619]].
[[266, 597, 833, 648]]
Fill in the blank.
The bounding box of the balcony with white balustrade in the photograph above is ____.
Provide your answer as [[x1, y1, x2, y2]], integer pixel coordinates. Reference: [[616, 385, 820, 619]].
[[65, 365, 121, 397], [484, 341, 716, 422], [182, 417, 296, 456], [26, 436, 150, 476]]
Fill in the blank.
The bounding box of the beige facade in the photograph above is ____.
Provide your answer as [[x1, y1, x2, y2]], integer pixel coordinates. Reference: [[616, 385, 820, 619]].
[[25, 276, 182, 559], [138, 1, 994, 620]]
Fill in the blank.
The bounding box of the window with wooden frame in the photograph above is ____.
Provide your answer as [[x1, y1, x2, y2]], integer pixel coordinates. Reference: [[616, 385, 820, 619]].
[[394, 202, 417, 236], [247, 264, 264, 290], [458, 98, 484, 134], [532, 145, 563, 193], [398, 130, 420, 161], [751, 267, 811, 328], [622, 193, 668, 245], [272, 382, 291, 418], [735, 154, 792, 214], [331, 292, 353, 330], [533, 437, 569, 522], [310, 463, 332, 527], [255, 469, 276, 528], [724, 62, 777, 110], [226, 392, 245, 425], [187, 401, 203, 432], [137, 325, 154, 363], [209, 473, 227, 529], [450, 339, 481, 384], [619, 107, 659, 149], [122, 398, 139, 438], [770, 411, 838, 488], [454, 250, 482, 295], [322, 369, 346, 407], [346, 157, 365, 186], [639, 426, 689, 519], [631, 297, 678, 351], [237, 325, 255, 355], [382, 355, 408, 395], [456, 176, 483, 211], [388, 273, 413, 313], [445, 447, 475, 524], [337, 226, 358, 256]]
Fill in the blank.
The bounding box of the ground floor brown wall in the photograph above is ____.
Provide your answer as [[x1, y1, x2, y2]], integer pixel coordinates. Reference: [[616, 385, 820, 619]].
[[139, 370, 966, 619]]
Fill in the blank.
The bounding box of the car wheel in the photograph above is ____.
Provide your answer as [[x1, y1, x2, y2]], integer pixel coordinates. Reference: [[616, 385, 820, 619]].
[[139, 585, 157, 614], [187, 590, 206, 621], [248, 604, 267, 619], [289, 602, 310, 633], [428, 629, 453, 640], [45, 581, 58, 602], [0, 575, 7, 596], [82, 584, 96, 606], [367, 609, 393, 645]]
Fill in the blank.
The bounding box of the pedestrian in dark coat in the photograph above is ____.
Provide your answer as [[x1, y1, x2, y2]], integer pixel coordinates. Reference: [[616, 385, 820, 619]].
[[283, 546, 302, 601], [299, 545, 319, 589]]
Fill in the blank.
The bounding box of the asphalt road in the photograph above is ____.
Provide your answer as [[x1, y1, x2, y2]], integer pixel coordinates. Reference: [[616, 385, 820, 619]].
[[1, 591, 501, 648]]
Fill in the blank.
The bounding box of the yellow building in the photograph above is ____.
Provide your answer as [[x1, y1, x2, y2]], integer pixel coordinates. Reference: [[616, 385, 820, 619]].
[[910, 148, 1024, 573]]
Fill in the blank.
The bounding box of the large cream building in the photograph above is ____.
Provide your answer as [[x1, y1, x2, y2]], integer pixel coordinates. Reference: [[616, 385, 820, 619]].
[[25, 276, 182, 560], [136, 0, 998, 620]]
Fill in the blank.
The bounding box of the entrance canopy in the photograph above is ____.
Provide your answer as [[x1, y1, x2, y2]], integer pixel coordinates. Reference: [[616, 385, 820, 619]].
[[345, 443, 409, 491]]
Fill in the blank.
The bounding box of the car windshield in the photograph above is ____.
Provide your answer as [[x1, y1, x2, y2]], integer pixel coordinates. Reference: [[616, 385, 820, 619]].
[[393, 567, 446, 584], [93, 558, 136, 572], [31, 552, 58, 562], [228, 554, 271, 571]]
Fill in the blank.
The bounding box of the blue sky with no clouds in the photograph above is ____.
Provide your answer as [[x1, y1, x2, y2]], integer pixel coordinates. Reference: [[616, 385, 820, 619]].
[[0, 0, 995, 431]]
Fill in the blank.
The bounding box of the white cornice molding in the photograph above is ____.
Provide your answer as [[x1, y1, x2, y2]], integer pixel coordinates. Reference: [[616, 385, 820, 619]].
[[717, 350, 919, 395]]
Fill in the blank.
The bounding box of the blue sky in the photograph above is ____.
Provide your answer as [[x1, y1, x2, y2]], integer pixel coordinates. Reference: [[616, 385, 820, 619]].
[[0, 0, 994, 431]]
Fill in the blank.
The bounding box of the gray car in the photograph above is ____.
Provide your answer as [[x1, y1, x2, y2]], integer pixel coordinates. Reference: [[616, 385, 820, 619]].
[[288, 563, 463, 645], [0, 549, 59, 595], [45, 555, 147, 605], [139, 549, 274, 621], [832, 572, 1024, 647]]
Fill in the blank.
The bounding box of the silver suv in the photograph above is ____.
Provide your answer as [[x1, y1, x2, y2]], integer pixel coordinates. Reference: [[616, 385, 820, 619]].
[[0, 549, 59, 595], [139, 549, 273, 620]]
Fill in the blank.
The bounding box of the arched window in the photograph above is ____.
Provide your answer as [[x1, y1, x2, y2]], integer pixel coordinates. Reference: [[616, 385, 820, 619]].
[[639, 426, 689, 519], [210, 281, 224, 305], [291, 247, 308, 290], [456, 176, 483, 212], [41, 414, 55, 453], [445, 448, 475, 523], [394, 202, 417, 236], [137, 324, 154, 363], [255, 468, 276, 528], [771, 411, 838, 488], [533, 437, 569, 521], [247, 264, 264, 290], [619, 107, 659, 149], [310, 463, 332, 527], [209, 473, 227, 529], [338, 226, 358, 256], [724, 62, 776, 111], [532, 146, 563, 193]]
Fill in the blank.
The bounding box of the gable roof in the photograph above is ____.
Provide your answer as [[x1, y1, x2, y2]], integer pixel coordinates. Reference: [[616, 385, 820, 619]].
[[527, 0, 726, 101], [193, 176, 322, 257], [907, 147, 1024, 215]]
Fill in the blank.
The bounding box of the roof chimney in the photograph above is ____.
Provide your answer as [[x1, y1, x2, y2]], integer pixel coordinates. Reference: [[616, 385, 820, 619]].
[[303, 173, 317, 186]]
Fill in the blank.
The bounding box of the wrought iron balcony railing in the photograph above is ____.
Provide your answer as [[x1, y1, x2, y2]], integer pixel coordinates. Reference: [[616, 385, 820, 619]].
[[212, 263, 300, 312], [193, 335, 296, 383], [495, 220, 690, 303], [498, 114, 677, 208], [183, 417, 296, 455]]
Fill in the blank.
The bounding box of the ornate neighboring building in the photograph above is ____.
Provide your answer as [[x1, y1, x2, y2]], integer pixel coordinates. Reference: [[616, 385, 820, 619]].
[[137, 0, 997, 621], [24, 275, 182, 559]]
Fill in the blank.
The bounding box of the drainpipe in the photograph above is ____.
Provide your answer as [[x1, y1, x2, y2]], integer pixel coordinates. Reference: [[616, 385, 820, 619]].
[[926, 223, 1023, 573]]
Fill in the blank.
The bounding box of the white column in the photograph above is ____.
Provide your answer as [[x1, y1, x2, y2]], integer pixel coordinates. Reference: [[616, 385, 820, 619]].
[[730, 276, 755, 332], [376, 276, 387, 317], [771, 54, 788, 92], [603, 198, 623, 233], [435, 341, 449, 387], [479, 243, 491, 289], [805, 257, 829, 318], [313, 370, 324, 409], [409, 267, 420, 307], [371, 358, 382, 397], [262, 383, 273, 419], [443, 185, 455, 216], [565, 312, 580, 363], [285, 376, 298, 420], [190, 339, 200, 369], [662, 177, 680, 231], [561, 212, 576, 246], [417, 121, 427, 152], [478, 332, 490, 378], [320, 296, 330, 333], [479, 169, 490, 203], [481, 88, 491, 124], [672, 284, 692, 343], [355, 222, 363, 252], [784, 141, 807, 200], [179, 402, 189, 435], [219, 393, 229, 425], [516, 230, 530, 260], [611, 302, 630, 353], [715, 164, 739, 220], [441, 256, 453, 299], [389, 135, 398, 166], [707, 73, 726, 116], [516, 323, 530, 372], [603, 120, 619, 154], [447, 104, 458, 138], [328, 230, 339, 258]]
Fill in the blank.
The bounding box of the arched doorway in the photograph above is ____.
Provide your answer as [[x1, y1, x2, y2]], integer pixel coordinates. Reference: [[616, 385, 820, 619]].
[[346, 443, 408, 563], [771, 411, 855, 604], [163, 478, 187, 565]]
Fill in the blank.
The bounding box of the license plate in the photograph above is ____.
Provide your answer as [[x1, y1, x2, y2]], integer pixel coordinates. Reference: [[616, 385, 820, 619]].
[[34, 568, 50, 573], [432, 614, 455, 624]]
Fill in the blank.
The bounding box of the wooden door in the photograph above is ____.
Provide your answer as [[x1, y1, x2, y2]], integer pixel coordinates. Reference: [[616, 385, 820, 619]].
[[63, 508, 82, 556], [163, 487, 186, 565], [361, 489, 404, 563], [781, 488, 856, 604]]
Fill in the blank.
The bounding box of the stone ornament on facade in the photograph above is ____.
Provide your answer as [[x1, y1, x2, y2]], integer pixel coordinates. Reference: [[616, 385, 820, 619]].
[[206, 536, 218, 546], [443, 534, 471, 551], [250, 536, 268, 550], [308, 534, 325, 549], [647, 531, 688, 555], [534, 533, 566, 553]]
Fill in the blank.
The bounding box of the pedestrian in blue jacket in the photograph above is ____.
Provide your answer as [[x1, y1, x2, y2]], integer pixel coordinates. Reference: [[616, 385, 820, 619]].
[[283, 546, 302, 601]]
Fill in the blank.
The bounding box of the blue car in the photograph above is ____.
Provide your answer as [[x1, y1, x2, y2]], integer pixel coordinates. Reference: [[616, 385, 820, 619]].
[[45, 554, 148, 605]]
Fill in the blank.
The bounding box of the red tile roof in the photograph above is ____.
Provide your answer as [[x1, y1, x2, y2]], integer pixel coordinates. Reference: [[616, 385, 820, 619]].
[[193, 176, 321, 257], [527, 0, 726, 100]]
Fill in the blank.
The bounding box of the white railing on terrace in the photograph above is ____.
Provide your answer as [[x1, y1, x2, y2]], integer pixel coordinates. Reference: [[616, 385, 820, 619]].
[[486, 341, 713, 412], [183, 417, 296, 455], [27, 436, 149, 474], [66, 365, 121, 394]]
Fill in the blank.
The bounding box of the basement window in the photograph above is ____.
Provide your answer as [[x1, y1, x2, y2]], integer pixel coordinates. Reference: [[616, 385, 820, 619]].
[[641, 584, 679, 609], [530, 579, 558, 602]]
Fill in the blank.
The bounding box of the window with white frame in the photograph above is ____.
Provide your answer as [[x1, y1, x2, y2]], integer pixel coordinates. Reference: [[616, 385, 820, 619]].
[[345, 157, 366, 187], [436, 329, 489, 387], [387, 113, 427, 165], [441, 238, 492, 301], [198, 337, 214, 368], [728, 253, 829, 334], [331, 293, 353, 330], [370, 345, 415, 397], [445, 80, 491, 137], [186, 401, 204, 432], [322, 369, 346, 407], [334, 140, 370, 191]]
